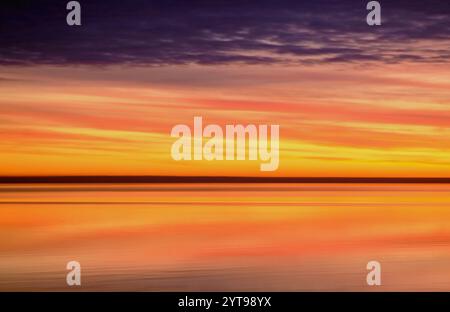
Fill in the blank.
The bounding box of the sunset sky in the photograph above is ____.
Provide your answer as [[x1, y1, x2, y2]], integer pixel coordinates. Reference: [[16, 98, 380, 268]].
[[1, 1, 450, 293], [1, 0, 449, 177]]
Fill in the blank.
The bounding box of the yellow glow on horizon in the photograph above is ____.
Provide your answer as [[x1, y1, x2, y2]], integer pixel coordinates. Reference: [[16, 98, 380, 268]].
[[0, 62, 449, 177]]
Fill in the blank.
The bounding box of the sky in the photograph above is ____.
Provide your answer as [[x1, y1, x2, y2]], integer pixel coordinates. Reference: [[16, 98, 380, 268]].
[[0, 0, 449, 177]]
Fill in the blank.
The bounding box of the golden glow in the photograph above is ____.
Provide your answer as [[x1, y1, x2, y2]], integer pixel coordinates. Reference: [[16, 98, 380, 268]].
[[0, 62, 449, 177]]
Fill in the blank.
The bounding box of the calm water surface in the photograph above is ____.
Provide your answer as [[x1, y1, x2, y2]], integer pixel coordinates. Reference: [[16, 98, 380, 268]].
[[0, 183, 449, 291]]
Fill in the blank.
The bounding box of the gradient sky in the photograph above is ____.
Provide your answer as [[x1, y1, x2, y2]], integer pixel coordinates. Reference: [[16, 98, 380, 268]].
[[0, 0, 449, 176]]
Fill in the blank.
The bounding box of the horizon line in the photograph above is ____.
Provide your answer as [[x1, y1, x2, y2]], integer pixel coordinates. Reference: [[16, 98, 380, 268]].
[[1, 176, 450, 184]]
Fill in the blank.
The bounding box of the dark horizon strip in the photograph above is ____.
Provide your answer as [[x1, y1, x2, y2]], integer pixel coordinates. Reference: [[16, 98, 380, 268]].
[[1, 176, 450, 184]]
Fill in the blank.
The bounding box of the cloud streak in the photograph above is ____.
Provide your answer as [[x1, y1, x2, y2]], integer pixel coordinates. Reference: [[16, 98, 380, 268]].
[[1, 0, 449, 66]]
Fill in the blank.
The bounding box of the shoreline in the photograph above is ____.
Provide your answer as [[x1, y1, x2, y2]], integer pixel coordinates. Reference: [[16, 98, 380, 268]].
[[1, 176, 450, 184]]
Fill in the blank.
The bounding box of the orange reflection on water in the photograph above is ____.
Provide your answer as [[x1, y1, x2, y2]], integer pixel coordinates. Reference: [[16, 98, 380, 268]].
[[0, 183, 449, 291]]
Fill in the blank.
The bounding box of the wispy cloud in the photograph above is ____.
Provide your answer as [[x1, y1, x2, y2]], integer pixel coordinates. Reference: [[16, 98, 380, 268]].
[[1, 0, 449, 66]]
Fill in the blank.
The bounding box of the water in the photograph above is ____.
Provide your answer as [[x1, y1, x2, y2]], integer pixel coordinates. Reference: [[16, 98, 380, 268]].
[[0, 183, 449, 291]]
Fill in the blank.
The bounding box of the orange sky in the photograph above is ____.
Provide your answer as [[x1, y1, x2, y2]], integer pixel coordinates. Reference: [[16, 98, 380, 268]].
[[0, 62, 449, 177]]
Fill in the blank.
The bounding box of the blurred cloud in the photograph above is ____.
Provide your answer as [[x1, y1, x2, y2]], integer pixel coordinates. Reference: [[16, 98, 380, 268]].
[[0, 0, 449, 66]]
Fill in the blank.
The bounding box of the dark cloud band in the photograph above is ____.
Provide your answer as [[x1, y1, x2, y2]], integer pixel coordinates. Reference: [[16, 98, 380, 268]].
[[0, 0, 449, 66]]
